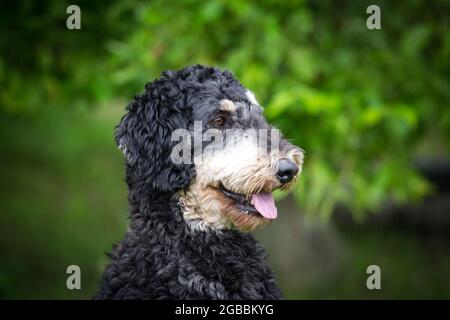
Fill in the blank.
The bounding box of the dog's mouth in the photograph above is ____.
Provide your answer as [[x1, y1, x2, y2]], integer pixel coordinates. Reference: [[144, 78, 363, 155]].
[[218, 184, 278, 220]]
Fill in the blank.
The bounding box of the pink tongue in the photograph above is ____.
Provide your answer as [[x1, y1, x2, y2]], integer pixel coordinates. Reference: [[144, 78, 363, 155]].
[[251, 192, 278, 219]]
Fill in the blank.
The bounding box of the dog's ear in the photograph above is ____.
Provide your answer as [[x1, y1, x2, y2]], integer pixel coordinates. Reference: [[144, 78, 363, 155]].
[[115, 73, 195, 193]]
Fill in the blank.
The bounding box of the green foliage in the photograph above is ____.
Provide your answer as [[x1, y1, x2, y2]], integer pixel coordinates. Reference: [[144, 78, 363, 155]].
[[1, 1, 449, 217]]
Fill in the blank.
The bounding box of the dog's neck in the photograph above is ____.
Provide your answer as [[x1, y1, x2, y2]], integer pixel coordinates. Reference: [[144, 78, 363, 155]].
[[126, 190, 248, 245]]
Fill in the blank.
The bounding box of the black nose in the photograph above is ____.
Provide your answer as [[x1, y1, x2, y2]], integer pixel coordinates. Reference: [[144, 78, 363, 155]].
[[276, 159, 299, 184]]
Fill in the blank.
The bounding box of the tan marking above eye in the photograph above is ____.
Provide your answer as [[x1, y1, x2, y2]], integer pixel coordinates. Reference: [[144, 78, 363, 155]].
[[219, 99, 237, 112]]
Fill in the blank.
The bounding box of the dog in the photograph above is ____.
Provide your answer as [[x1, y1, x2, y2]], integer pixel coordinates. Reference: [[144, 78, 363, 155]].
[[94, 65, 303, 299]]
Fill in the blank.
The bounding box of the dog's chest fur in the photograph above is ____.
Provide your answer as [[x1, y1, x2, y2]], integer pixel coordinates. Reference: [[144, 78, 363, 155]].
[[94, 198, 281, 300]]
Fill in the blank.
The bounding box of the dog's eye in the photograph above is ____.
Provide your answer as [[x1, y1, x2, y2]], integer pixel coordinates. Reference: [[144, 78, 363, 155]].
[[212, 116, 226, 127]]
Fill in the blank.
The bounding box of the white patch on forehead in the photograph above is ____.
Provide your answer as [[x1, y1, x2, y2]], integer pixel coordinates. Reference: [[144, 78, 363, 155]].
[[219, 99, 237, 112], [245, 89, 260, 106]]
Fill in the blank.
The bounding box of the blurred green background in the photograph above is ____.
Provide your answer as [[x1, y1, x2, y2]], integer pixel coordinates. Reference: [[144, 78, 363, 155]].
[[0, 0, 449, 299]]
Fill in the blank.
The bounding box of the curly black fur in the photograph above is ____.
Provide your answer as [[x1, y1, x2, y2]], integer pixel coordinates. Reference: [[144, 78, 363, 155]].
[[94, 65, 282, 299]]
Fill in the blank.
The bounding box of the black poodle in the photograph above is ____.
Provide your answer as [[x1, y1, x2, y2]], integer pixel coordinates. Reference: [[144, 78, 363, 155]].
[[95, 65, 303, 299]]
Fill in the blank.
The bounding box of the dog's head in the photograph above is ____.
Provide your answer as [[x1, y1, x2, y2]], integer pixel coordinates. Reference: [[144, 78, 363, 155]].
[[116, 65, 303, 231]]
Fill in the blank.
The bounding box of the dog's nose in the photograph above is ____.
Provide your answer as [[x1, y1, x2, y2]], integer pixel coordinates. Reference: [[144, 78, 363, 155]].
[[276, 159, 299, 184]]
